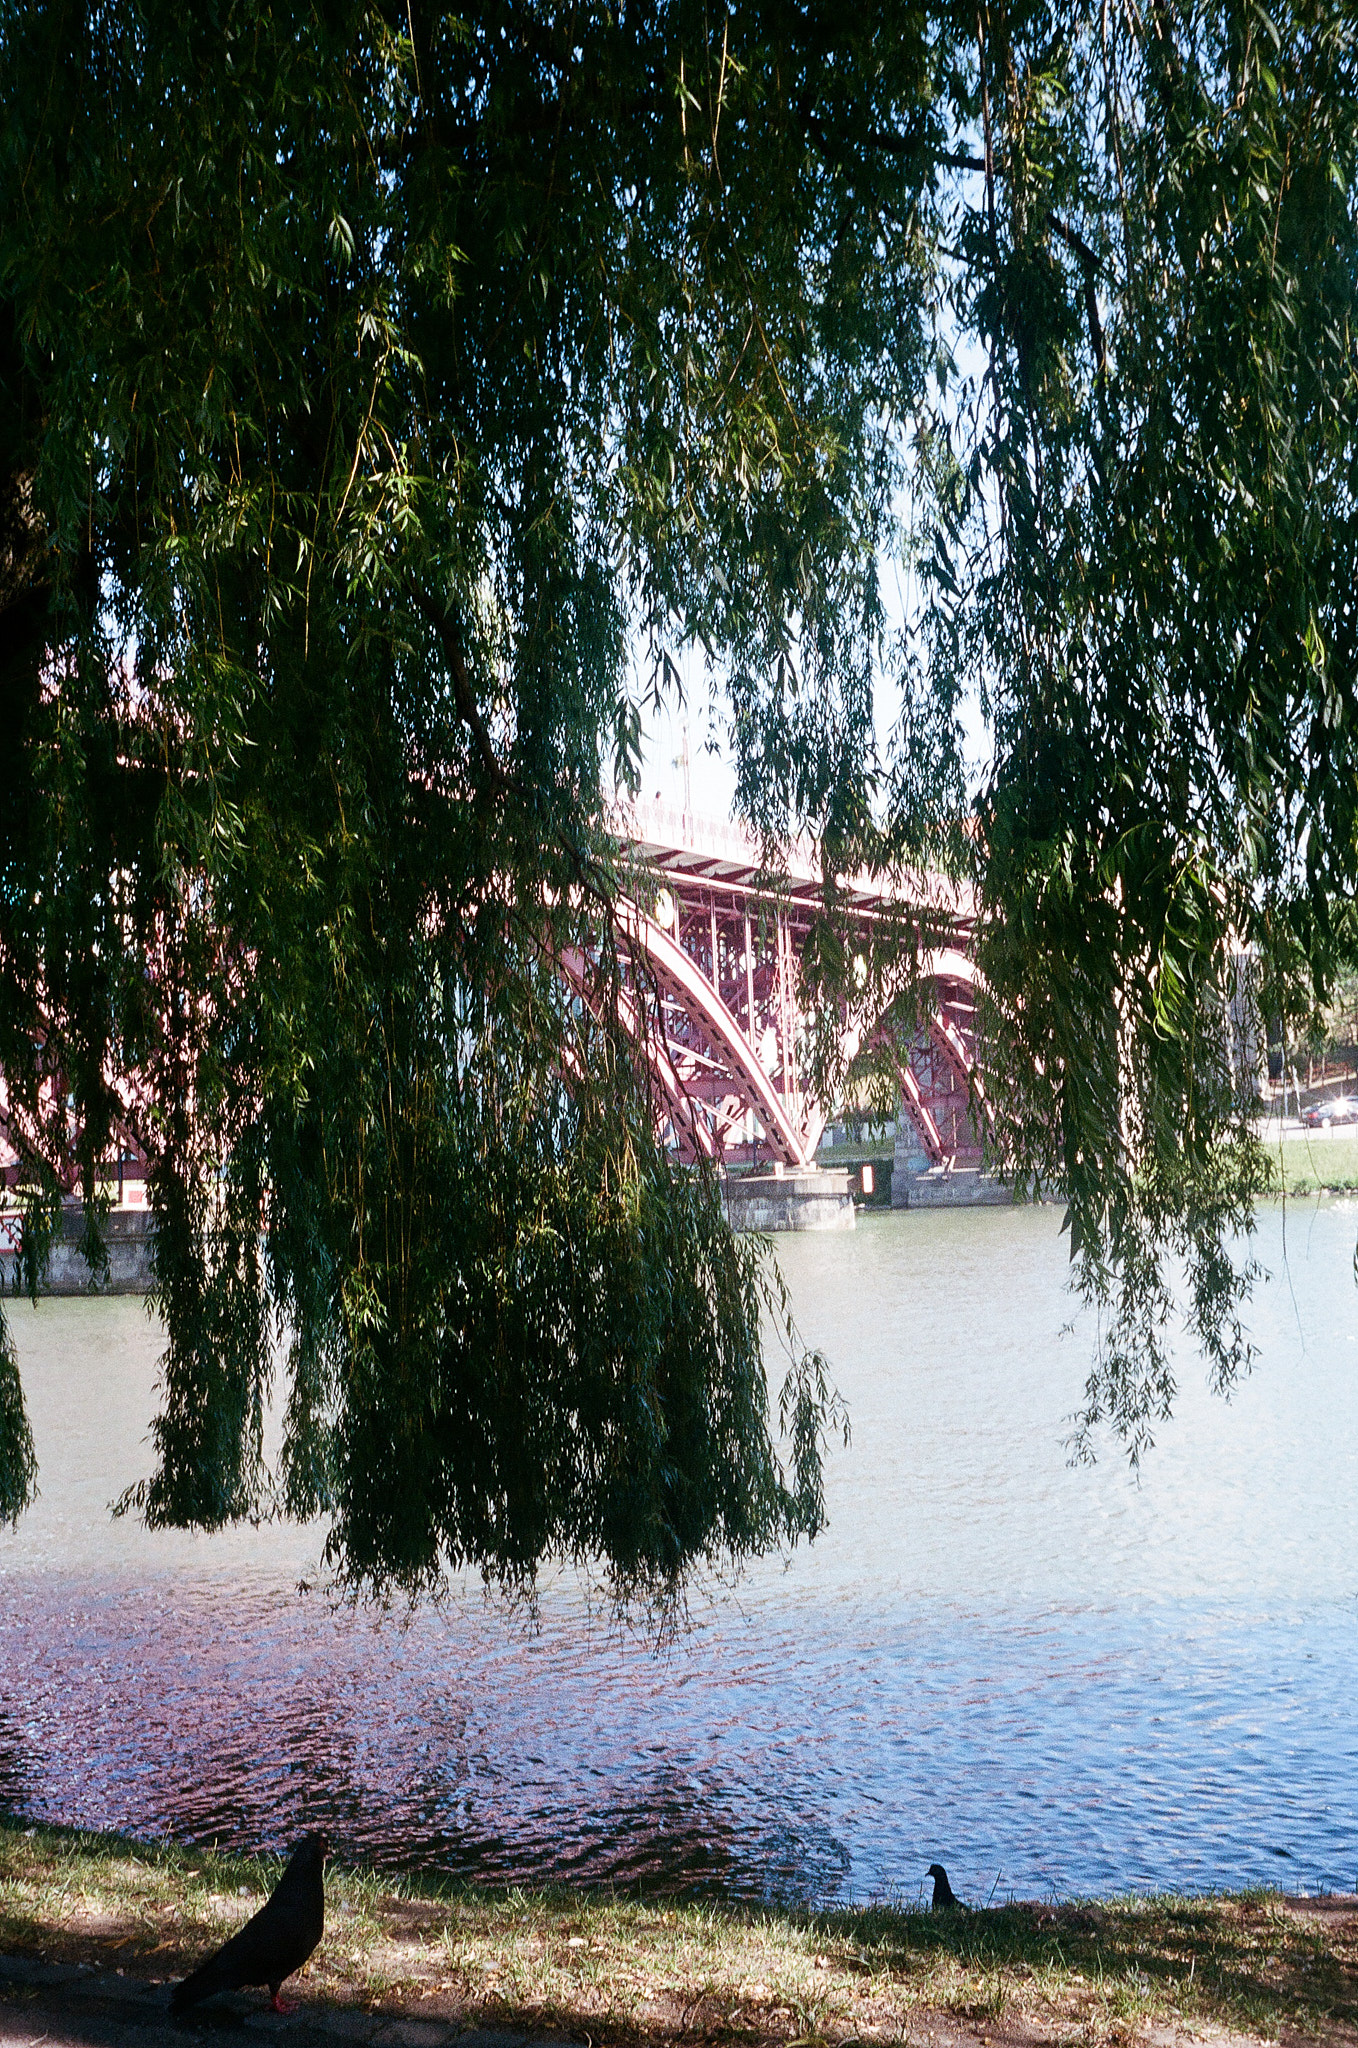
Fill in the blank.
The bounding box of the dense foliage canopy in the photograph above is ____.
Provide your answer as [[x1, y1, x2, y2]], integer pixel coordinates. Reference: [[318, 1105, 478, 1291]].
[[2, 0, 1355, 1586]]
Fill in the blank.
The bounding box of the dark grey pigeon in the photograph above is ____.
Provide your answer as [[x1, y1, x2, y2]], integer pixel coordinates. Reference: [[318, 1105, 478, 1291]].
[[927, 1862, 965, 1911], [171, 1835, 327, 2016]]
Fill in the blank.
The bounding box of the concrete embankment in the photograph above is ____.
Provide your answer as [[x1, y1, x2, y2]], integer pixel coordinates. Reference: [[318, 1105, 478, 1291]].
[[6, 1158, 1018, 1282], [893, 1164, 1011, 1207], [7, 1161, 1014, 1282], [0, 1208, 155, 1296]]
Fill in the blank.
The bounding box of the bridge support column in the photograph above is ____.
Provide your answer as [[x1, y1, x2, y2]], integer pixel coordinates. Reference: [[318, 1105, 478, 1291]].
[[723, 1169, 856, 1232]]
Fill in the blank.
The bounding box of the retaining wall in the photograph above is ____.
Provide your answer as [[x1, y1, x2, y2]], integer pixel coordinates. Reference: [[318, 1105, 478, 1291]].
[[0, 1208, 155, 1296], [891, 1163, 1011, 1208]]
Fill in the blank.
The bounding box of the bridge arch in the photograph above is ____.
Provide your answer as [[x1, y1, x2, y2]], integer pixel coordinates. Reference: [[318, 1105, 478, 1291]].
[[565, 843, 987, 1173], [614, 900, 812, 1168], [875, 949, 988, 1169]]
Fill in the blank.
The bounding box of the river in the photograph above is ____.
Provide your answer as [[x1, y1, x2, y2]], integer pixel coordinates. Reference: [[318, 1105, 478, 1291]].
[[1, 1201, 1355, 1908]]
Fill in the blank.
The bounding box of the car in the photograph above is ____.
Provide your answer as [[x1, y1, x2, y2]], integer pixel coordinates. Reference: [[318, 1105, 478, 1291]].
[[1301, 1095, 1358, 1128]]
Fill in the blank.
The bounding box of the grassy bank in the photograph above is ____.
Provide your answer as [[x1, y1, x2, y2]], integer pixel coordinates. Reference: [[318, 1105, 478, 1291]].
[[1272, 1137, 1358, 1197], [2, 1823, 1356, 2046]]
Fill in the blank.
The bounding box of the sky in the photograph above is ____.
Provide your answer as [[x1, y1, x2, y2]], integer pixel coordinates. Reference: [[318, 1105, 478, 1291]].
[[631, 329, 1001, 829], [633, 571, 992, 828]]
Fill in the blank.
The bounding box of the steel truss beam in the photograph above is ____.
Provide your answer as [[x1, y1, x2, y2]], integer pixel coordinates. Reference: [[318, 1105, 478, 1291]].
[[603, 805, 987, 1172]]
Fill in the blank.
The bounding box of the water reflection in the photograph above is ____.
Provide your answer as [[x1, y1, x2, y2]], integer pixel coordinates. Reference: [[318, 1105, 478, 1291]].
[[2, 1202, 1356, 1903]]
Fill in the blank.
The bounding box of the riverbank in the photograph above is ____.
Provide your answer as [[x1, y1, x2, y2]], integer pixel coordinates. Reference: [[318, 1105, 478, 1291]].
[[1271, 1136, 1358, 1196], [2, 1824, 1355, 2048], [815, 1135, 1358, 1206], [7, 1141, 1355, 1301]]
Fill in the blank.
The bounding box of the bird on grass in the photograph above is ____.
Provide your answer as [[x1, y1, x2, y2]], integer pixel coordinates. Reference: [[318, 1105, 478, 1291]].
[[171, 1834, 328, 2017], [927, 1863, 966, 1912]]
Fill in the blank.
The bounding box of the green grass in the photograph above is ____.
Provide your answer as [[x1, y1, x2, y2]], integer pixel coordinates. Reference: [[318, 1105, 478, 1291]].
[[814, 1145, 895, 1166], [1270, 1135, 1358, 1197], [3, 1821, 1357, 2044]]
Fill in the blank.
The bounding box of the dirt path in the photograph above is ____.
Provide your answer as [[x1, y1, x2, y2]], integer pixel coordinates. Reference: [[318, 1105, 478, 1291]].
[[0, 1956, 570, 2048]]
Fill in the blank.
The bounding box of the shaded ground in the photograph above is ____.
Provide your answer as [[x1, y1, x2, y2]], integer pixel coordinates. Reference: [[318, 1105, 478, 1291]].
[[0, 1952, 562, 2048], [3, 1825, 1357, 2048]]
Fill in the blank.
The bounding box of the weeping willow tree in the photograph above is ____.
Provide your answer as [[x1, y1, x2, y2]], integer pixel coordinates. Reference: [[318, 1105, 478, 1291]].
[[917, 2, 1358, 1458], [1, 0, 1355, 1579]]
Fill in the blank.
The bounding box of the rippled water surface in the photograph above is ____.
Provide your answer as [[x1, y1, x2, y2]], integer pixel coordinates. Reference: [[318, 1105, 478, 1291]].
[[2, 1200, 1356, 1905]]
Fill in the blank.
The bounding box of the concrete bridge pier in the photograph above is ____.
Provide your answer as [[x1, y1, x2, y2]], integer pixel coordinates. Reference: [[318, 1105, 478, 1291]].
[[723, 1167, 856, 1232]]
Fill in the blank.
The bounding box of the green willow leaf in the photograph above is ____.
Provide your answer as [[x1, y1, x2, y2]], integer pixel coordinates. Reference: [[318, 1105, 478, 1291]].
[[1, 0, 1355, 1575]]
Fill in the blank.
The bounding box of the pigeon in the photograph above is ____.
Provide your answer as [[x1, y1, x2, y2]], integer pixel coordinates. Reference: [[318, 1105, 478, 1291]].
[[927, 1862, 965, 1911], [171, 1834, 328, 2016]]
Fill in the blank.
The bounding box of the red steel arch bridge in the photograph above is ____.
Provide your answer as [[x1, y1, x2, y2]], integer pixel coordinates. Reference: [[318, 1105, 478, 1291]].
[[1, 802, 986, 1209], [577, 801, 987, 1173]]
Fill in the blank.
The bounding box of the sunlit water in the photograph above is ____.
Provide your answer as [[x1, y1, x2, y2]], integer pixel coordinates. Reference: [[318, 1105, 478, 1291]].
[[2, 1201, 1355, 1907]]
